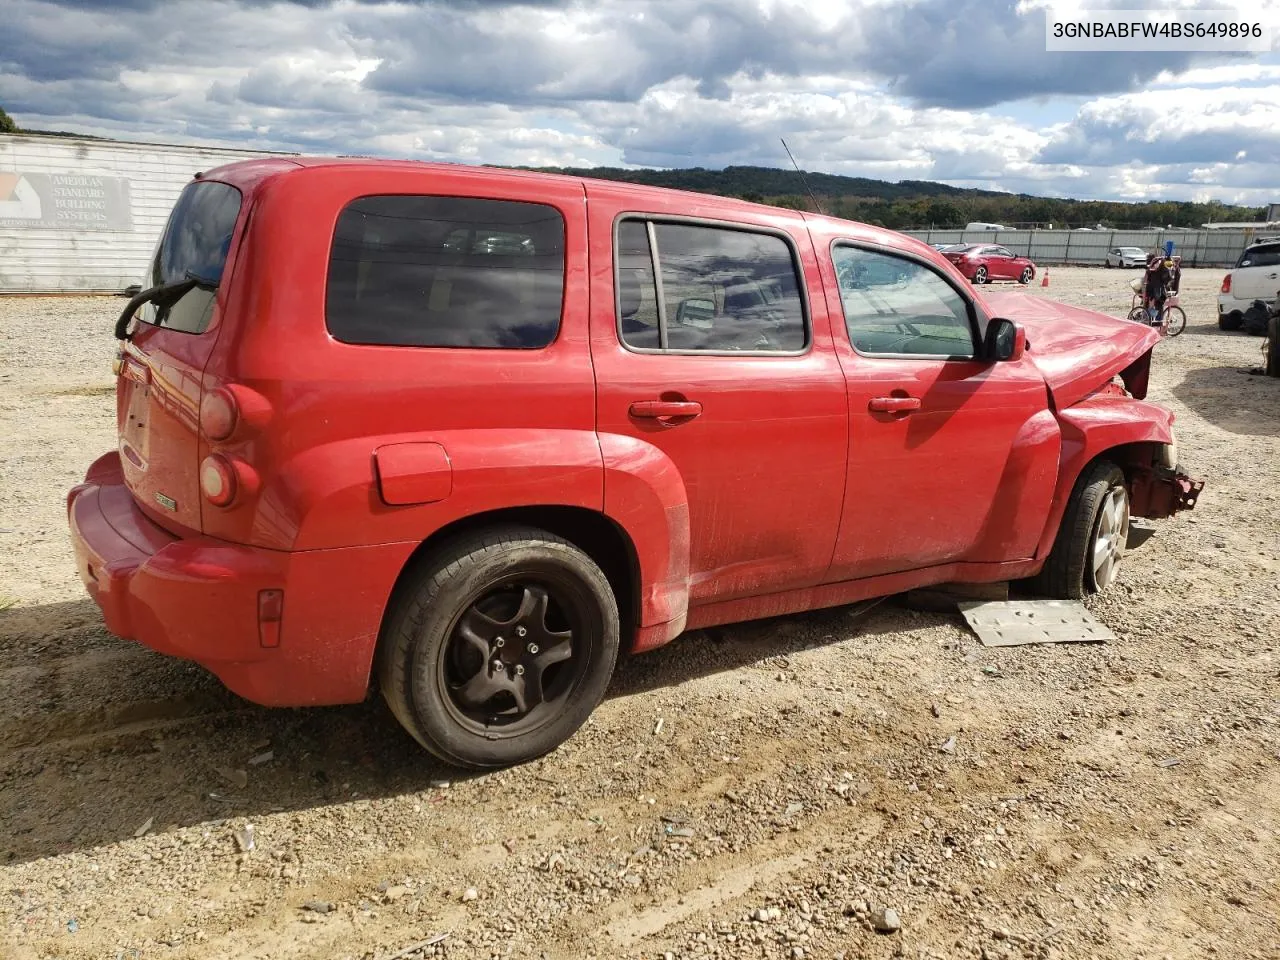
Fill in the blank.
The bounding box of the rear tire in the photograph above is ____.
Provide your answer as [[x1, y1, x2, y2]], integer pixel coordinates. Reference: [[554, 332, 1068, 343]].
[[1219, 310, 1243, 331], [974, 266, 988, 284], [377, 526, 620, 769], [1030, 460, 1130, 600]]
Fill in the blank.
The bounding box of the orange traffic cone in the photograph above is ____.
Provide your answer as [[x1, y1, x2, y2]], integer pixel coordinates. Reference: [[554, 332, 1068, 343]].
[[1040, 269, 1049, 288]]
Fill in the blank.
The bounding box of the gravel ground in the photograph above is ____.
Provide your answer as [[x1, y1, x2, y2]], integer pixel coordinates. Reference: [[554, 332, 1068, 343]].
[[1, 268, 1278, 960]]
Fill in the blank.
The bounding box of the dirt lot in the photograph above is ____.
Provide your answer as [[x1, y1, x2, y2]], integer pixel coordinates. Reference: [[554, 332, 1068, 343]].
[[1, 267, 1278, 960]]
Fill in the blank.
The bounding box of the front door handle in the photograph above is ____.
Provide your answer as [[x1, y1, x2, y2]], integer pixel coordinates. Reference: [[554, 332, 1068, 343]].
[[629, 400, 703, 420], [869, 396, 921, 413]]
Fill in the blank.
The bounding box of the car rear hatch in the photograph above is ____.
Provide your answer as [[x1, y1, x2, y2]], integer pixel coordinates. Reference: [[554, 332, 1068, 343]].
[[1231, 243, 1280, 301], [116, 178, 244, 534]]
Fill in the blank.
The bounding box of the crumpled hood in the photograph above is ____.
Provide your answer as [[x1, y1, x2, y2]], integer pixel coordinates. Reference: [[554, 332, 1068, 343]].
[[983, 291, 1162, 407]]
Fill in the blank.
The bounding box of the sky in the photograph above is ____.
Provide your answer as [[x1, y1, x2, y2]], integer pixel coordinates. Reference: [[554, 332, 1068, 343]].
[[1, 0, 1279, 203]]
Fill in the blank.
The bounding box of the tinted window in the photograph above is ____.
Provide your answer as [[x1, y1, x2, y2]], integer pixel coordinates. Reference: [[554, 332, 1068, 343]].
[[140, 180, 242, 334], [1239, 246, 1280, 268], [326, 196, 565, 348], [617, 220, 806, 353], [992, 247, 1013, 257], [833, 246, 975, 359]]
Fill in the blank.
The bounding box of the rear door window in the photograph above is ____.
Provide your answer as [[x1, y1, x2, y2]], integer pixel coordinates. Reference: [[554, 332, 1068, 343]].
[[615, 218, 807, 353], [326, 196, 565, 348], [139, 180, 242, 334]]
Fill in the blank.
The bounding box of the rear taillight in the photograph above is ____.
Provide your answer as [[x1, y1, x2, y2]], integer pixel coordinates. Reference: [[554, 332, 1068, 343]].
[[1221, 274, 1231, 294], [200, 454, 237, 506], [200, 387, 239, 440]]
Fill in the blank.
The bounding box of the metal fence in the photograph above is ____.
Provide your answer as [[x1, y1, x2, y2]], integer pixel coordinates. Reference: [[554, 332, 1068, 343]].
[[901, 228, 1262, 268]]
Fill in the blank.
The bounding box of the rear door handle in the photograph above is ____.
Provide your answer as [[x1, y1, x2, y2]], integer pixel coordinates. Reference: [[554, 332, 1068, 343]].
[[629, 400, 703, 419], [869, 396, 921, 413]]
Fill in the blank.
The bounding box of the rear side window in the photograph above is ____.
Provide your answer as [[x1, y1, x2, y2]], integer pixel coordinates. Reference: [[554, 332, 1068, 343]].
[[140, 180, 242, 334], [616, 218, 807, 353], [1238, 246, 1280, 268], [326, 196, 565, 348]]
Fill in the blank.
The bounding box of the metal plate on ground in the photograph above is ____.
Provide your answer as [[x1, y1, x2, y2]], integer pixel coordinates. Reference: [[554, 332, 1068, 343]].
[[957, 600, 1116, 647]]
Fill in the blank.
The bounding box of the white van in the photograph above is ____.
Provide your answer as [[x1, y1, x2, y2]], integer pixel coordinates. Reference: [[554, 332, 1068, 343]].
[[965, 222, 1006, 232]]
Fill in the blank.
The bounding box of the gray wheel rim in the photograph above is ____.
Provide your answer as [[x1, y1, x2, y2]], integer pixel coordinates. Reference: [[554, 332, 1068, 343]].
[[1092, 487, 1129, 590], [975, 267, 987, 282]]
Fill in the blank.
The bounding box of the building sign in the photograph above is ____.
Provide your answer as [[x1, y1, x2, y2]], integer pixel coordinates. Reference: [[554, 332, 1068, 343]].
[[0, 171, 133, 230]]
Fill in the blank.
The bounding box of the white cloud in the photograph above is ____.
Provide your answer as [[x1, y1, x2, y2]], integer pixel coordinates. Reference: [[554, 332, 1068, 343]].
[[1, 0, 1277, 204]]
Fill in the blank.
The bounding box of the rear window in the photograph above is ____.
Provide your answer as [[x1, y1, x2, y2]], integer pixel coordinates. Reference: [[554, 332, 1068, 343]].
[[140, 180, 242, 334], [1238, 245, 1280, 268], [326, 196, 565, 349]]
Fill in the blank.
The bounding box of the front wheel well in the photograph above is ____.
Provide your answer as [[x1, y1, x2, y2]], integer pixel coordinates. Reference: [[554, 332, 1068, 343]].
[[1095, 441, 1164, 481], [383, 506, 640, 653]]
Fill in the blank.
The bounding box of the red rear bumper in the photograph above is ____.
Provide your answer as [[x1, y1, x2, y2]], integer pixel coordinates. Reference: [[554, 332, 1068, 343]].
[[67, 453, 415, 706]]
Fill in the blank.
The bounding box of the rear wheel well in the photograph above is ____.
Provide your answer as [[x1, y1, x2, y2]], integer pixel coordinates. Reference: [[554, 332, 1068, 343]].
[[384, 506, 640, 653]]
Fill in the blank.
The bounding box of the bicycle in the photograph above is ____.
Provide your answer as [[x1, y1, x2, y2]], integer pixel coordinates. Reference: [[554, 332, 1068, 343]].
[[1127, 293, 1186, 336]]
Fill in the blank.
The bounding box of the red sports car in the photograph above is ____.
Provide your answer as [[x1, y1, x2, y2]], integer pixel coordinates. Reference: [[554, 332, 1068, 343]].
[[943, 243, 1037, 285]]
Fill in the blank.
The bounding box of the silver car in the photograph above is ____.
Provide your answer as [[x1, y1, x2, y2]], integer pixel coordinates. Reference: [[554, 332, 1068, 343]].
[[1106, 246, 1147, 268]]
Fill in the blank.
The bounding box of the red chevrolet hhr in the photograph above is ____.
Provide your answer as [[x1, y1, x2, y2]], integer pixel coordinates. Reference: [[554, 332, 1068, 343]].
[[68, 158, 1201, 768]]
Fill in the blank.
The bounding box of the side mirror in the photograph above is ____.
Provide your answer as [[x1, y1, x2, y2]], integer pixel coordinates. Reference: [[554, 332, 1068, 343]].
[[986, 317, 1026, 362]]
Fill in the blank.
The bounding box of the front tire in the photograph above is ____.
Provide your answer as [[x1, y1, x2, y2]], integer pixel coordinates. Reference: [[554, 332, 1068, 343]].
[[1031, 460, 1130, 599], [974, 266, 988, 284], [378, 526, 620, 769], [1164, 305, 1187, 336], [1019, 266, 1034, 284]]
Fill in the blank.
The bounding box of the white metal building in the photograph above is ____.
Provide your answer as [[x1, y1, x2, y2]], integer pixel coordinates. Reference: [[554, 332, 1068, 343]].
[[0, 133, 294, 294]]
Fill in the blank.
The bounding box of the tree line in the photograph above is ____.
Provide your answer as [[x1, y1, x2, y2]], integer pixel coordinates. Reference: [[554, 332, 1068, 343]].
[[513, 164, 1265, 231]]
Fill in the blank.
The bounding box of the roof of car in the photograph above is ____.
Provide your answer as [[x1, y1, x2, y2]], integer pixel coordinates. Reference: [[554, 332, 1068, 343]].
[[197, 154, 920, 246]]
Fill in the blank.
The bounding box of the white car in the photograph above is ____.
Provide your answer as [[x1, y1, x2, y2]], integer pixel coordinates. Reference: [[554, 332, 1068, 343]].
[[1106, 246, 1147, 268], [1218, 239, 1280, 329]]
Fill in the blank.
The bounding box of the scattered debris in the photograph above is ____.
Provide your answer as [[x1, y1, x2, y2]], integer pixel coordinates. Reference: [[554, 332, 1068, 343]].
[[234, 824, 255, 852], [302, 900, 333, 914], [1157, 757, 1181, 768], [959, 600, 1115, 647], [653, 717, 664, 735], [206, 792, 247, 806], [383, 885, 409, 902], [784, 802, 804, 817], [871, 906, 901, 934], [461, 887, 478, 902], [247, 750, 274, 766], [66, 918, 79, 934], [133, 816, 154, 838], [429, 778, 451, 789], [381, 933, 449, 960], [665, 825, 696, 838], [939, 736, 957, 755], [215, 766, 248, 789], [931, 703, 941, 718]]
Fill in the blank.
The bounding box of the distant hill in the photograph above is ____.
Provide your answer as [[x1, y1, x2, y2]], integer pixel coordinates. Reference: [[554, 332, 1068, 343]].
[[507, 163, 1265, 231]]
